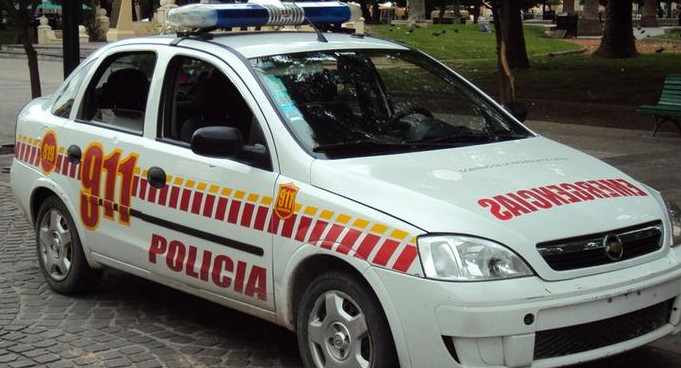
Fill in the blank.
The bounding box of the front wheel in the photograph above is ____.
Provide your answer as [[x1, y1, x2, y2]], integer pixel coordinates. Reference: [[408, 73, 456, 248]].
[[35, 195, 102, 294], [297, 271, 399, 368]]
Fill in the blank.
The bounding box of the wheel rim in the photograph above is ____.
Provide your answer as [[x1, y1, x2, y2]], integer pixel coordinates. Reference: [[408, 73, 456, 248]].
[[38, 208, 73, 281], [307, 290, 371, 368]]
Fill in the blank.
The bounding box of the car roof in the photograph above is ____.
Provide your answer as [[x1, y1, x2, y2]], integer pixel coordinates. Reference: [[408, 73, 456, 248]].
[[208, 32, 410, 58], [107, 31, 410, 59]]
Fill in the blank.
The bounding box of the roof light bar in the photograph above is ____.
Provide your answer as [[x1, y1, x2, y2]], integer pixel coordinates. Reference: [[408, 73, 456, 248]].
[[167, 0, 361, 29]]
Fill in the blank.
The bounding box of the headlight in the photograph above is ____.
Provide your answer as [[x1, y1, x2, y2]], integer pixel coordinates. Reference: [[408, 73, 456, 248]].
[[417, 235, 533, 281], [664, 200, 681, 247]]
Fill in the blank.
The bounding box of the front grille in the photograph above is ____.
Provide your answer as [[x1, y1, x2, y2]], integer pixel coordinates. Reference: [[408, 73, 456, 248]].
[[537, 221, 663, 271], [534, 299, 673, 360]]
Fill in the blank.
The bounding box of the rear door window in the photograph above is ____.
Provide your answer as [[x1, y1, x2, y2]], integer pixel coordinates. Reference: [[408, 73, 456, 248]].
[[78, 52, 156, 134]]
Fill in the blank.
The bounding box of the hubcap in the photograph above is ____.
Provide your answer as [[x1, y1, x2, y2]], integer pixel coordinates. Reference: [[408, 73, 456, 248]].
[[307, 290, 371, 368], [38, 209, 73, 281], [328, 322, 351, 359]]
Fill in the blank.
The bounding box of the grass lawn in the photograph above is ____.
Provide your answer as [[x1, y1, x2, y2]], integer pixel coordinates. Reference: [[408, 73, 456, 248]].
[[452, 54, 681, 106], [652, 32, 681, 40], [367, 24, 581, 61], [369, 23, 681, 107]]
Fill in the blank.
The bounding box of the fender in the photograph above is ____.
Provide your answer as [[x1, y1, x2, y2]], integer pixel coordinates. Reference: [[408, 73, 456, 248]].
[[276, 239, 413, 368], [276, 240, 373, 330], [362, 266, 413, 368], [30, 175, 104, 269]]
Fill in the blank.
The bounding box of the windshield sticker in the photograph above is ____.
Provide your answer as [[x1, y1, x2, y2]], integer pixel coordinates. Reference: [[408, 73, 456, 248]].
[[478, 178, 648, 221], [459, 157, 569, 173]]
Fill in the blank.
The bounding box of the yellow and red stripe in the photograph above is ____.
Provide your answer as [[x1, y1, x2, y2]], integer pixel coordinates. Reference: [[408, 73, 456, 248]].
[[14, 136, 419, 273]]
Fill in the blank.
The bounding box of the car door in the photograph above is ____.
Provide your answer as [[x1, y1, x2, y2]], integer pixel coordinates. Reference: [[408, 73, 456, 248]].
[[130, 48, 277, 311], [58, 46, 162, 269]]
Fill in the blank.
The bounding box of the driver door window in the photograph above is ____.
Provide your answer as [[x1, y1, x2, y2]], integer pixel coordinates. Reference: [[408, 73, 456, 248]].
[[161, 56, 271, 170]]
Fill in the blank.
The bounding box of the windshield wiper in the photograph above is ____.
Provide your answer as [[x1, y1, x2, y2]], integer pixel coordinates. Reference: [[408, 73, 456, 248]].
[[313, 135, 496, 155], [407, 133, 493, 145], [493, 131, 531, 141], [312, 140, 407, 153]]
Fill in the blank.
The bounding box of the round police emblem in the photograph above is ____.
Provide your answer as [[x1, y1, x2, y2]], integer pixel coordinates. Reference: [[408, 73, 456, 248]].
[[603, 233, 624, 261]]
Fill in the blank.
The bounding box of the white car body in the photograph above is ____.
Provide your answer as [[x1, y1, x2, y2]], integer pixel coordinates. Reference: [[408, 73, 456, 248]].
[[10, 31, 681, 368]]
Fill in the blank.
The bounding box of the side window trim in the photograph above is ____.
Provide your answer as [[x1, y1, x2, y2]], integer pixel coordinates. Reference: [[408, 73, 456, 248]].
[[50, 60, 96, 120], [155, 137, 190, 148], [73, 118, 146, 136], [158, 54, 183, 140]]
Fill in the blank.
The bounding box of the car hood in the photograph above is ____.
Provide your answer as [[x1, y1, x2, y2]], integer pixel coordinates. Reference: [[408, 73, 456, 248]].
[[310, 137, 666, 279]]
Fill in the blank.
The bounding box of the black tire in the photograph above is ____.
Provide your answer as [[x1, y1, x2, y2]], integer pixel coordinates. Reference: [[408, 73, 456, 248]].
[[35, 195, 102, 294], [297, 271, 399, 368]]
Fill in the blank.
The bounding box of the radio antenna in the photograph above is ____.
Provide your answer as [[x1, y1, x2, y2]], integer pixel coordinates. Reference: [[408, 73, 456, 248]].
[[290, 1, 328, 43]]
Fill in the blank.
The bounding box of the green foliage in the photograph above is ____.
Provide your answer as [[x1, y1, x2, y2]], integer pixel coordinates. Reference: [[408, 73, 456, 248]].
[[651, 33, 681, 40], [367, 24, 581, 61]]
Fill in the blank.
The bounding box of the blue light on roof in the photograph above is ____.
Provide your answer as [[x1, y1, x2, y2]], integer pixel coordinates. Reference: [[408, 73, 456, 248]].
[[167, 1, 360, 29]]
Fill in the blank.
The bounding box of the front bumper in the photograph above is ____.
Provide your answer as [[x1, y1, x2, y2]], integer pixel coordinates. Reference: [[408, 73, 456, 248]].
[[373, 247, 681, 368]]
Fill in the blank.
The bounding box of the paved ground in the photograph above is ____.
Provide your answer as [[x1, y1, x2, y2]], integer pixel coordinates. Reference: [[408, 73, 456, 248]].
[[0, 155, 302, 368], [1, 123, 681, 368], [0, 58, 62, 147], [1, 58, 681, 368], [0, 58, 302, 368]]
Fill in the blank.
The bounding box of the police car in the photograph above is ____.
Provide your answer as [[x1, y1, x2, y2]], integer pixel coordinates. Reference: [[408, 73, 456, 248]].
[[10, 1, 681, 367]]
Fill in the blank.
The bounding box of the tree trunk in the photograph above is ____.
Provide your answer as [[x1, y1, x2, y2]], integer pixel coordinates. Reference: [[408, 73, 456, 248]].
[[562, 0, 575, 15], [490, 0, 530, 103], [5, 2, 42, 98], [491, 1, 513, 104], [369, 0, 381, 23], [407, 0, 425, 21], [437, 0, 446, 21], [502, 0, 529, 70], [359, 0, 371, 22], [453, 0, 460, 18], [583, 0, 600, 19], [471, 0, 481, 23], [593, 0, 637, 58], [491, 1, 501, 49], [640, 0, 658, 27], [20, 24, 41, 98]]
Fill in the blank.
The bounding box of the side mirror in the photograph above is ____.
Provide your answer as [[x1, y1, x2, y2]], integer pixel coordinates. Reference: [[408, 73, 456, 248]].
[[191, 126, 243, 158], [503, 101, 528, 123]]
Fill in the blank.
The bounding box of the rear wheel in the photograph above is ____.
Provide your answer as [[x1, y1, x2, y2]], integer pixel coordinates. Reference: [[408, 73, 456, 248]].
[[297, 271, 398, 368], [36, 196, 101, 294]]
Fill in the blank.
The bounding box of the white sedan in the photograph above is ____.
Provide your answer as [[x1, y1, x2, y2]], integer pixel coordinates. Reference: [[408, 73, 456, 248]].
[[10, 2, 681, 368]]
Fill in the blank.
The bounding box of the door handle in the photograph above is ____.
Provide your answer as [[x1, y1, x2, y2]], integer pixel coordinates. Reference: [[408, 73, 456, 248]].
[[147, 166, 166, 189], [67, 145, 81, 164]]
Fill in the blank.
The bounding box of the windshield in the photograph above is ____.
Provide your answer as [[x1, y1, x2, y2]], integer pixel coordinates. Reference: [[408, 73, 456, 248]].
[[251, 49, 531, 158]]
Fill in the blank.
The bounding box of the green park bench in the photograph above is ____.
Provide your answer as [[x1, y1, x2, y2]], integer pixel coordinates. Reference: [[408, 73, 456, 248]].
[[637, 74, 681, 136]]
